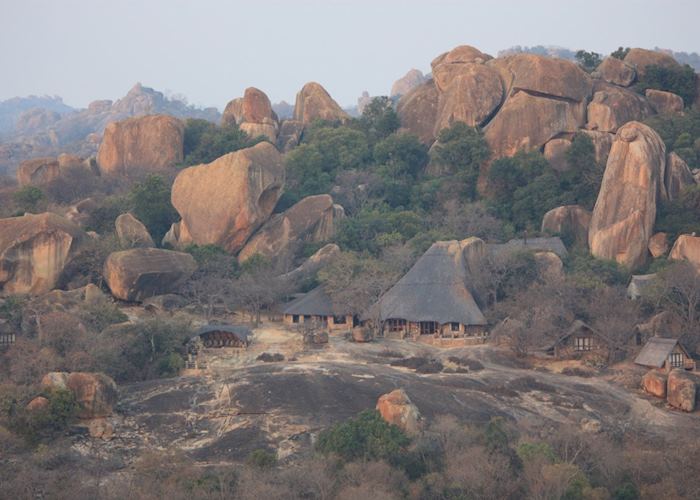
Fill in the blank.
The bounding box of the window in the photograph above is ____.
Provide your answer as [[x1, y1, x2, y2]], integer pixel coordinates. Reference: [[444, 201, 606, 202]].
[[669, 352, 684, 368], [419, 321, 438, 335], [450, 322, 460, 332], [574, 337, 593, 351], [292, 315, 299, 324], [0, 334, 15, 345], [387, 319, 406, 332], [333, 315, 347, 324]]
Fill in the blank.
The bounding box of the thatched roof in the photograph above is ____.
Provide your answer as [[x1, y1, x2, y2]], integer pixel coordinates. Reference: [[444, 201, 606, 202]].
[[488, 237, 568, 259], [282, 287, 335, 316], [627, 274, 657, 299], [370, 240, 486, 326], [194, 324, 251, 342], [634, 337, 687, 368]]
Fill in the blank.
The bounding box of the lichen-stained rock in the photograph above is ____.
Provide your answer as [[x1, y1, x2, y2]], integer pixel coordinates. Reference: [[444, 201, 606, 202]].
[[642, 370, 667, 398], [593, 57, 636, 87], [222, 87, 279, 142], [238, 194, 343, 266], [648, 232, 669, 258], [170, 142, 284, 253], [484, 91, 586, 158], [376, 388, 422, 435], [544, 138, 572, 172], [667, 369, 696, 412], [541, 205, 592, 247], [293, 82, 349, 125], [664, 152, 695, 201], [586, 85, 654, 133], [41, 372, 118, 419], [430, 45, 493, 92], [0, 213, 85, 295], [588, 122, 666, 269], [115, 213, 154, 249], [16, 157, 60, 186], [103, 248, 196, 302], [623, 48, 680, 79], [97, 114, 184, 176], [396, 80, 439, 144], [433, 65, 503, 133], [645, 89, 684, 114], [534, 251, 564, 282], [487, 53, 593, 102], [391, 69, 427, 97], [669, 234, 700, 270]]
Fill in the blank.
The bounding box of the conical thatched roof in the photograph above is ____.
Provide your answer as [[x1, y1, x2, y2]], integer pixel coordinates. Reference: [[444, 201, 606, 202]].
[[370, 240, 486, 326], [282, 286, 335, 316]]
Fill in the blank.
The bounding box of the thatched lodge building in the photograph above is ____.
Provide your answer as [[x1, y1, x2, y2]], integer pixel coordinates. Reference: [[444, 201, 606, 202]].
[[546, 320, 612, 361], [369, 239, 487, 342], [635, 337, 696, 372], [282, 286, 356, 332]]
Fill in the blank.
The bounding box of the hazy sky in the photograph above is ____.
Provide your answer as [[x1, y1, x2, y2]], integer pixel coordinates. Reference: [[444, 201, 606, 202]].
[[2, 0, 699, 110]]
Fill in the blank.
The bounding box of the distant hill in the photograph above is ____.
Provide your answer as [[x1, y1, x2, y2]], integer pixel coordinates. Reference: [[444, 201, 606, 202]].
[[0, 83, 220, 175], [655, 47, 700, 71]]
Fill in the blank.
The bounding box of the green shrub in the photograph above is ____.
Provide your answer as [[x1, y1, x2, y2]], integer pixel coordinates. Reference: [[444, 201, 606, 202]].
[[611, 47, 630, 60], [565, 250, 630, 287], [575, 50, 602, 72], [316, 409, 410, 462], [9, 388, 78, 442], [246, 449, 278, 469], [129, 175, 179, 243], [373, 132, 428, 180], [357, 96, 400, 144], [655, 185, 700, 240], [13, 186, 44, 213], [635, 64, 697, 106], [182, 119, 259, 165]]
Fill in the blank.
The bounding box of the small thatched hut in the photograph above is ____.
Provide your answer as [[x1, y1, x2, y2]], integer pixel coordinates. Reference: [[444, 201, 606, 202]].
[[547, 320, 611, 360], [282, 286, 355, 332], [369, 240, 487, 340], [634, 337, 696, 372], [627, 274, 657, 300], [193, 324, 251, 348]]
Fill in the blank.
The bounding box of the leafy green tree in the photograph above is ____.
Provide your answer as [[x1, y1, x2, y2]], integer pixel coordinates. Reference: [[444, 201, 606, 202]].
[[182, 119, 260, 165], [357, 96, 401, 144], [611, 47, 631, 60], [373, 132, 428, 179], [561, 132, 605, 209], [335, 207, 423, 254], [129, 175, 179, 243], [655, 185, 700, 240], [316, 409, 410, 462], [13, 186, 44, 213], [575, 50, 602, 72], [635, 64, 697, 106], [644, 110, 700, 169], [431, 123, 490, 200]]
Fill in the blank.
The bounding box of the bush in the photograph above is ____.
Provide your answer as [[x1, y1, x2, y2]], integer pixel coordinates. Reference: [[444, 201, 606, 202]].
[[246, 449, 277, 469], [129, 175, 179, 243], [644, 110, 700, 169], [575, 50, 602, 72], [182, 119, 259, 165], [9, 388, 78, 442], [565, 250, 630, 288], [357, 96, 400, 144], [373, 132, 428, 180], [316, 409, 410, 462], [13, 186, 44, 213], [655, 185, 700, 240], [611, 47, 630, 60], [635, 64, 697, 106]]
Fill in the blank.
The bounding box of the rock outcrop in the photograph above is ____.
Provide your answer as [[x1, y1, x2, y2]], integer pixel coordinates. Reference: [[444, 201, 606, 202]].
[[648, 232, 669, 258], [97, 114, 184, 176], [664, 152, 695, 200], [623, 48, 680, 78], [645, 89, 684, 114], [222, 87, 279, 142], [115, 213, 154, 249], [667, 369, 696, 412], [588, 122, 666, 269], [376, 389, 422, 435], [280, 243, 340, 285], [668, 234, 700, 270], [103, 248, 196, 302], [642, 370, 667, 398], [65, 198, 99, 227], [431, 45, 493, 91], [237, 195, 343, 266], [16, 157, 60, 186], [0, 213, 85, 295], [41, 372, 118, 419], [544, 138, 572, 172], [391, 69, 427, 97], [293, 82, 348, 125], [276, 120, 305, 152], [170, 142, 284, 253], [541, 205, 591, 247], [593, 57, 636, 87], [586, 85, 653, 133], [534, 251, 564, 282], [396, 80, 439, 144]]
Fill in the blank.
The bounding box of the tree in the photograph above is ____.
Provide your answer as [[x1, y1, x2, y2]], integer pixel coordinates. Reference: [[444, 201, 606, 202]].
[[129, 175, 179, 243], [431, 123, 490, 200], [182, 119, 259, 165], [611, 47, 631, 60], [357, 96, 400, 144], [12, 186, 44, 213], [635, 64, 697, 106], [561, 132, 605, 209], [373, 132, 429, 179], [575, 50, 602, 72], [234, 254, 290, 326], [182, 245, 239, 319]]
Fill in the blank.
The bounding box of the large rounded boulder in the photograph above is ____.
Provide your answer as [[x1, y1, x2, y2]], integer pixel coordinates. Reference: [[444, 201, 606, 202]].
[[391, 69, 427, 97], [593, 57, 636, 87], [430, 45, 493, 92], [170, 142, 284, 253], [222, 87, 279, 141], [293, 82, 349, 125], [115, 213, 154, 249], [586, 84, 654, 133], [41, 372, 118, 419], [396, 80, 440, 144], [376, 389, 423, 436], [17, 157, 60, 186], [541, 205, 592, 247], [669, 234, 700, 270], [0, 213, 85, 295], [97, 114, 184, 176], [238, 194, 344, 266], [664, 152, 695, 201], [623, 48, 680, 79], [588, 122, 667, 269], [103, 248, 196, 302]]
